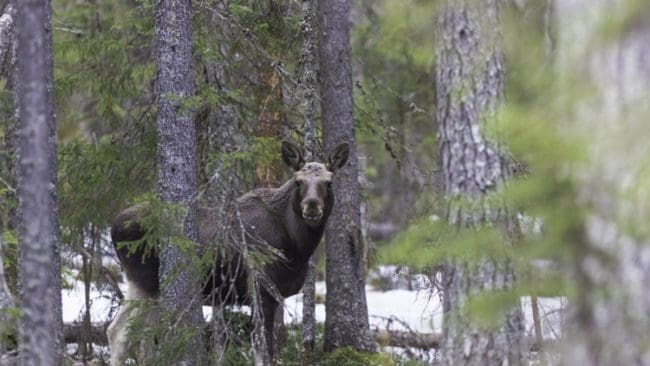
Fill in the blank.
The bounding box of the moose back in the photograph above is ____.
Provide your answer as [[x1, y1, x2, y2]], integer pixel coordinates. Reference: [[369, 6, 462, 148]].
[[107, 141, 349, 365]]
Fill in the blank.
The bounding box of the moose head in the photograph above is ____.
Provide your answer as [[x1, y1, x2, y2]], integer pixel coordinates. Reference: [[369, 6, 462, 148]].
[[281, 140, 349, 228]]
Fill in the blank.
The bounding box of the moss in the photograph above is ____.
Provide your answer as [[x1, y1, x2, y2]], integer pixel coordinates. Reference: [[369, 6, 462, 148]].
[[320, 348, 396, 366]]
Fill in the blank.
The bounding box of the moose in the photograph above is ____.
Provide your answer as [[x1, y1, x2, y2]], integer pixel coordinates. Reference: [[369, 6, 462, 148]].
[[107, 141, 349, 364]]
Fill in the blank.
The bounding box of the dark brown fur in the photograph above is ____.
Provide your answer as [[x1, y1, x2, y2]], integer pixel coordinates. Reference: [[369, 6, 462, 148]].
[[110, 141, 349, 357]]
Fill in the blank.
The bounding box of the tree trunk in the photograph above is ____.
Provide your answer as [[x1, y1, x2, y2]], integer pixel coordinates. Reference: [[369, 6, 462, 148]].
[[318, 0, 375, 353], [555, 1, 650, 365], [299, 0, 318, 362], [153, 0, 206, 364], [435, 1, 525, 365], [255, 0, 285, 190], [15, 0, 64, 364]]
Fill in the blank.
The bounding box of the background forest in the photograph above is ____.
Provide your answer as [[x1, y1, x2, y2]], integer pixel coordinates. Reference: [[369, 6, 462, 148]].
[[1, 0, 650, 365]]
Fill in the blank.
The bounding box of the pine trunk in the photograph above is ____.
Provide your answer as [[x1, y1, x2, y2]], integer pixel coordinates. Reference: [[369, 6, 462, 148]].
[[153, 0, 206, 364], [299, 0, 318, 362], [15, 0, 64, 364], [318, 0, 375, 353], [255, 0, 285, 190], [253, 3, 287, 358], [435, 1, 525, 364]]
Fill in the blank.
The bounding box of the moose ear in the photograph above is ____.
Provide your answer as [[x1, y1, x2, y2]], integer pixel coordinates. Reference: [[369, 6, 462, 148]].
[[281, 140, 305, 171], [327, 142, 349, 173]]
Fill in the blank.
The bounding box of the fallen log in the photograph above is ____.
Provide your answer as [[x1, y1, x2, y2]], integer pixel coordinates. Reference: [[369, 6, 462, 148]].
[[63, 321, 443, 350], [62, 321, 553, 353], [64, 322, 108, 345], [373, 329, 440, 349]]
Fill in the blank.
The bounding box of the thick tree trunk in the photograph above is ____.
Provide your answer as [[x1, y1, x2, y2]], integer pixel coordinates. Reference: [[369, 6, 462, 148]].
[[435, 1, 525, 365], [15, 0, 64, 364], [255, 1, 285, 190], [318, 0, 375, 353], [299, 0, 318, 362], [253, 3, 287, 358], [555, 2, 650, 365], [153, 0, 206, 364]]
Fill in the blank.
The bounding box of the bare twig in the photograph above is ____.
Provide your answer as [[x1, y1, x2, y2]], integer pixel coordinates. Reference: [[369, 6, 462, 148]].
[[52, 26, 84, 36], [76, 246, 124, 300], [0, 177, 14, 193]]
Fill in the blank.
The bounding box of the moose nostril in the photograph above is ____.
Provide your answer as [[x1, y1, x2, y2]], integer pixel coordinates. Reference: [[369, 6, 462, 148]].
[[302, 199, 322, 215]]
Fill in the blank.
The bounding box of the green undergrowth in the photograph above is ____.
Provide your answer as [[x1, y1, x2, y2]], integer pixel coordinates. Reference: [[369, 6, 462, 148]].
[[217, 314, 423, 365]]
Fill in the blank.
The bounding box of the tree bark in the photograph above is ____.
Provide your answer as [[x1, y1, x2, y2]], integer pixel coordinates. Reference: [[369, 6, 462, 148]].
[[15, 0, 64, 364], [153, 0, 206, 364], [318, 0, 375, 353], [255, 0, 285, 190], [435, 1, 525, 365], [299, 0, 318, 362]]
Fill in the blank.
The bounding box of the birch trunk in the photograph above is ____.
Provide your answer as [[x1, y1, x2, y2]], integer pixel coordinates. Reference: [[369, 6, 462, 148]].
[[435, 1, 525, 364], [318, 0, 375, 353], [153, 0, 206, 364], [15, 0, 64, 364]]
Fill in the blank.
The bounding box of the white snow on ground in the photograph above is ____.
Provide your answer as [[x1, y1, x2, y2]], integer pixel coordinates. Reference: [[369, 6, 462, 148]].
[[283, 285, 440, 333], [61, 277, 120, 324], [63, 272, 564, 343], [63, 278, 440, 334]]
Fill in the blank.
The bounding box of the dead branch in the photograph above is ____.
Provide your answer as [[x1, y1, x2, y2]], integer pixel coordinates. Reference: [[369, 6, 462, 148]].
[[373, 329, 440, 349]]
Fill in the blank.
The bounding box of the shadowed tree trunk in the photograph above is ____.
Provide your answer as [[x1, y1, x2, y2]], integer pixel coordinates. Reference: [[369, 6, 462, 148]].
[[299, 0, 318, 363], [318, 0, 375, 353], [255, 0, 285, 190], [253, 2, 288, 358], [153, 0, 206, 364], [15, 0, 64, 364], [435, 1, 525, 365]]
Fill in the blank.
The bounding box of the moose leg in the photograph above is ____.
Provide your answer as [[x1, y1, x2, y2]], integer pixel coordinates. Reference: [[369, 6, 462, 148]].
[[137, 302, 160, 364], [107, 299, 132, 366], [261, 293, 280, 361], [107, 280, 156, 366]]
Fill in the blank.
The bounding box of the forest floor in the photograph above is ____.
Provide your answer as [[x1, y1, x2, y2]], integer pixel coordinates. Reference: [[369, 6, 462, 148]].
[[61, 266, 563, 340]]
